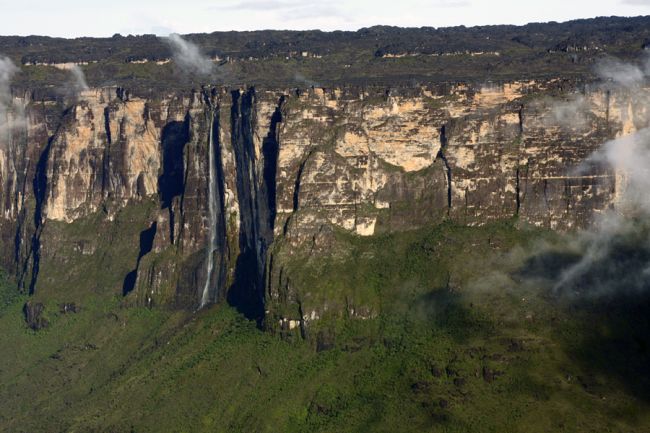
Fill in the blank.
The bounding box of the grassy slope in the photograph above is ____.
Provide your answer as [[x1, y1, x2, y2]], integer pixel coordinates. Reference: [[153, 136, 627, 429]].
[[0, 222, 649, 433]]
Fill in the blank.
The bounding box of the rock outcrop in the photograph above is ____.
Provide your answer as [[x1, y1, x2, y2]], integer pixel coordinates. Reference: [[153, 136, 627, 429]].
[[23, 301, 48, 330]]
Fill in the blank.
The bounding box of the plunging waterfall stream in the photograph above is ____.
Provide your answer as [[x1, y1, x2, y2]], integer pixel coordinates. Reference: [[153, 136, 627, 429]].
[[200, 111, 217, 308]]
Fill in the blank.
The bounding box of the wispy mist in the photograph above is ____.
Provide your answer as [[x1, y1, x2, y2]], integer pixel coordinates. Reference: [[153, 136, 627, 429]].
[[58, 64, 90, 100], [69, 65, 89, 94], [0, 56, 25, 140], [595, 56, 650, 88], [534, 55, 650, 298], [164, 34, 214, 76], [293, 72, 321, 88]]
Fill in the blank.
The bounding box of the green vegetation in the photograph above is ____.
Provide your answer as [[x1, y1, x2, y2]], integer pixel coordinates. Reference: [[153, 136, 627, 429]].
[[1, 221, 649, 432], [33, 198, 159, 303], [3, 16, 650, 93]]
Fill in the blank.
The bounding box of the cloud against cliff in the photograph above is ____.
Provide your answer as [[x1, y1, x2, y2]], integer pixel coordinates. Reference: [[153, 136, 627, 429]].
[[534, 94, 592, 131], [533, 56, 650, 298], [507, 128, 650, 299], [164, 34, 214, 76], [0, 56, 25, 141], [595, 57, 648, 87], [65, 65, 89, 98]]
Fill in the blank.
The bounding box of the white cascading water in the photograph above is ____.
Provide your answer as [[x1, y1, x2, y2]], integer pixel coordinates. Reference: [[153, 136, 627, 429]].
[[200, 111, 217, 308]]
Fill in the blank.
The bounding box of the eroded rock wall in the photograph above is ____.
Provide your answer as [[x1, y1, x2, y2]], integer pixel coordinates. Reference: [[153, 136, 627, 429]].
[[0, 80, 648, 321]]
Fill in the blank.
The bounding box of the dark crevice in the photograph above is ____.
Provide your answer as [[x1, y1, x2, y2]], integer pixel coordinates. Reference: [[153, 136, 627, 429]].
[[228, 88, 264, 320], [262, 95, 284, 232], [543, 178, 550, 211], [297, 299, 307, 340], [520, 163, 529, 211], [515, 167, 521, 215], [25, 134, 55, 295], [213, 107, 229, 303], [437, 125, 452, 212], [158, 114, 191, 245], [228, 88, 279, 323], [177, 112, 194, 247], [293, 150, 312, 212], [122, 221, 157, 296], [159, 116, 190, 209], [265, 253, 274, 299], [284, 150, 313, 235], [516, 107, 524, 215], [13, 215, 24, 269], [168, 207, 175, 245], [102, 107, 112, 195]]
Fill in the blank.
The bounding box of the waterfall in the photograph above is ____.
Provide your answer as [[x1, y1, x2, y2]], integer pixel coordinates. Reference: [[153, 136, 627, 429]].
[[200, 110, 217, 308]]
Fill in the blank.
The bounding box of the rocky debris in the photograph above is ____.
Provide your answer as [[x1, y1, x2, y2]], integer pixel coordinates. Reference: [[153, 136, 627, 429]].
[[59, 303, 79, 314], [482, 366, 503, 383], [23, 301, 49, 330], [78, 343, 98, 351]]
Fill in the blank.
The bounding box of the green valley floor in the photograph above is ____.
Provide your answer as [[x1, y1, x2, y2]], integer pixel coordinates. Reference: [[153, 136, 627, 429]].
[[1, 221, 649, 432]]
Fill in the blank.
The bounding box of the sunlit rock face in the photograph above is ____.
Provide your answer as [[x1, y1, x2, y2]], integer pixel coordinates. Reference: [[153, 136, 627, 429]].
[[0, 80, 648, 319]]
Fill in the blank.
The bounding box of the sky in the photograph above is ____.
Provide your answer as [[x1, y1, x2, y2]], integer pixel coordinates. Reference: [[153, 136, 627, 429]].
[[0, 0, 649, 37]]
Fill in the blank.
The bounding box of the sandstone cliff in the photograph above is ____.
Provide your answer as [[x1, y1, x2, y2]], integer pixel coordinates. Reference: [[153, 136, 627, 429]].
[[1, 79, 648, 328]]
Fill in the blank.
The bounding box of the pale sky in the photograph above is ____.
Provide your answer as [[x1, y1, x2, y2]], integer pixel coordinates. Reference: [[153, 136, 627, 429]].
[[0, 0, 649, 38]]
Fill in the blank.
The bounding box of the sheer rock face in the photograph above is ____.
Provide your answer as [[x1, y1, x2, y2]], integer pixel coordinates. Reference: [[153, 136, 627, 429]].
[[43, 89, 165, 222], [0, 80, 648, 319]]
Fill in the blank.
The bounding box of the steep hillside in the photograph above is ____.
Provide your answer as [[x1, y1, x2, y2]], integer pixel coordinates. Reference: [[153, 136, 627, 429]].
[[2, 222, 650, 432]]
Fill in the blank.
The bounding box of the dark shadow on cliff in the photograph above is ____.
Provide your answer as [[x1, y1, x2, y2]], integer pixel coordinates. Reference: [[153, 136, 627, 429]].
[[159, 118, 190, 209], [516, 250, 582, 281], [261, 96, 283, 230], [413, 287, 495, 344], [226, 88, 278, 324], [158, 115, 190, 244], [517, 233, 650, 401], [122, 222, 157, 296], [564, 295, 650, 401], [228, 250, 265, 322], [22, 133, 56, 295]]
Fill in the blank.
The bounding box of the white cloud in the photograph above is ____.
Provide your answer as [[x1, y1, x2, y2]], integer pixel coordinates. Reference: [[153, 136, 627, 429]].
[[0, 56, 25, 141], [164, 34, 214, 76]]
